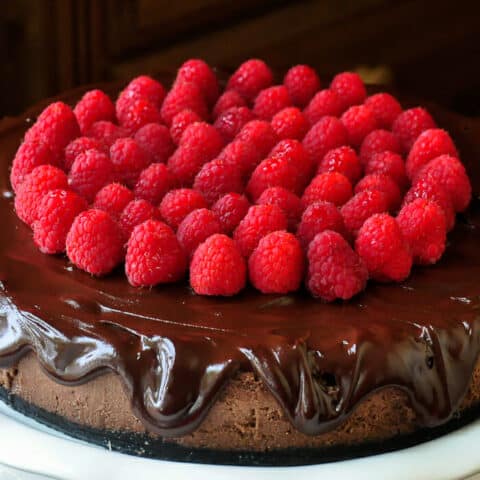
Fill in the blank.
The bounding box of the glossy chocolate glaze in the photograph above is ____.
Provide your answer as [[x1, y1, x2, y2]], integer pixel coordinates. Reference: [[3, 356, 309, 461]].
[[0, 86, 479, 438]]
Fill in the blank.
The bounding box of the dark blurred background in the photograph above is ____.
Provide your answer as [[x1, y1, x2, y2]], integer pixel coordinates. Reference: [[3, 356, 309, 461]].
[[1, 0, 479, 117]]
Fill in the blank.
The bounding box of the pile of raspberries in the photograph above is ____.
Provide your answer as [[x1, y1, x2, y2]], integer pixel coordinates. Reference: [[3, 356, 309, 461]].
[[11, 59, 472, 301]]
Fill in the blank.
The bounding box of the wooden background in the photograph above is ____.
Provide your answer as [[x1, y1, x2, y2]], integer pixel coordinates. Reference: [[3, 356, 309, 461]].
[[1, 0, 479, 116]]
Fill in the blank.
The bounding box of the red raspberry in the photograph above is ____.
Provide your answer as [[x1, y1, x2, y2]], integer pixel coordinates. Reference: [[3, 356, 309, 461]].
[[32, 189, 87, 254], [249, 231, 304, 294], [64, 137, 108, 171], [190, 234, 246, 296], [307, 230, 368, 301], [169, 109, 202, 145], [365, 151, 408, 190], [253, 85, 291, 120], [330, 72, 366, 111], [68, 149, 113, 202], [212, 90, 247, 119], [118, 75, 166, 109], [269, 139, 313, 183], [159, 188, 207, 230], [134, 163, 176, 205], [414, 155, 471, 212], [359, 129, 402, 166], [236, 120, 278, 158], [125, 219, 187, 287], [354, 173, 402, 211], [218, 140, 261, 178], [302, 116, 348, 166], [211, 193, 250, 234], [318, 146, 362, 184], [117, 97, 162, 134], [355, 213, 412, 282], [14, 165, 68, 225], [134, 123, 174, 164], [160, 82, 208, 126], [257, 187, 302, 230], [233, 204, 288, 257], [392, 107, 436, 153], [226, 59, 273, 102], [176, 208, 223, 257], [364, 93, 402, 129], [213, 106, 254, 142], [74, 89, 115, 134], [303, 89, 343, 126], [271, 107, 308, 140], [86, 121, 128, 147], [296, 201, 346, 249], [93, 183, 134, 219], [10, 141, 59, 192], [25, 102, 80, 157], [176, 59, 219, 106], [119, 199, 158, 239], [66, 209, 124, 276], [340, 105, 379, 148], [302, 172, 352, 208], [406, 129, 459, 180], [283, 65, 321, 108], [193, 158, 244, 205], [397, 198, 447, 265]]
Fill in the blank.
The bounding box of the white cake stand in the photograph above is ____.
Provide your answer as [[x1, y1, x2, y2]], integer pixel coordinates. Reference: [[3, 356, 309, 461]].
[[0, 400, 479, 480]]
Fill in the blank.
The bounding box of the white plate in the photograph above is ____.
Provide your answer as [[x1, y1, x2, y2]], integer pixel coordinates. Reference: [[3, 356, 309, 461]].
[[0, 400, 479, 480]]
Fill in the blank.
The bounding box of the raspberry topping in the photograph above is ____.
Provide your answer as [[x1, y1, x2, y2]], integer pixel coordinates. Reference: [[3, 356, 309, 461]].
[[392, 107, 436, 153], [318, 146, 362, 184], [226, 59, 273, 102], [86, 121, 128, 147], [359, 129, 402, 166], [117, 97, 162, 134], [211, 193, 250, 234], [74, 89, 115, 135], [330, 72, 366, 111], [302, 172, 353, 208], [253, 85, 291, 120], [340, 105, 379, 148], [118, 75, 166, 109], [364, 93, 402, 129], [134, 123, 174, 164], [271, 107, 309, 140], [218, 140, 261, 178], [64, 137, 108, 172], [119, 199, 158, 239], [134, 163, 176, 205], [354, 173, 402, 211], [160, 82, 208, 126], [94, 183, 134, 219], [257, 186, 303, 230], [176, 59, 219, 106], [213, 90, 247, 119], [236, 120, 278, 158], [269, 138, 313, 182], [283, 65, 321, 108], [364, 151, 408, 190], [303, 89, 343, 126], [159, 188, 207, 230], [213, 106, 254, 142], [170, 109, 202, 145]]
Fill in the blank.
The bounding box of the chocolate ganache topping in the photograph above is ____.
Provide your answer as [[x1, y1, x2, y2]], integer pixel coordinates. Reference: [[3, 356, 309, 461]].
[[0, 83, 479, 438]]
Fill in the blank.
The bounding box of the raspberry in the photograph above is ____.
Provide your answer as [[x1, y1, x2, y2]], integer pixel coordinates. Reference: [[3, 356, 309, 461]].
[[296, 201, 346, 249], [211, 193, 250, 234], [176, 208, 223, 257], [176, 59, 219, 106], [93, 183, 134, 219], [118, 75, 166, 109], [14, 165, 68, 225], [233, 204, 288, 257], [66, 209, 124, 276], [32, 189, 87, 254], [330, 72, 366, 111], [68, 149, 113, 202], [160, 82, 208, 126], [125, 220, 187, 287], [397, 199, 447, 265], [226, 59, 273, 102], [25, 102, 80, 157], [340, 105, 379, 148], [257, 187, 302, 230], [249, 231, 304, 294], [169, 109, 202, 145], [354, 174, 402, 211], [307, 230, 367, 301], [365, 151, 408, 190], [364, 93, 402, 129], [302, 116, 348, 166], [391, 107, 436, 153], [159, 188, 207, 230], [318, 146, 362, 184], [64, 137, 108, 171], [212, 90, 247, 119], [10, 141, 59, 192], [304, 89, 343, 126], [355, 213, 412, 282], [119, 199, 158, 239], [414, 155, 471, 212], [359, 129, 402, 166], [193, 158, 244, 205], [271, 107, 308, 140], [134, 163, 176, 205], [283, 65, 321, 108], [86, 121, 128, 147], [269, 139, 313, 182], [190, 234, 246, 296], [406, 129, 458, 180], [213, 106, 254, 142], [253, 85, 291, 120], [302, 172, 352, 208], [117, 97, 162, 134], [74, 89, 115, 134], [236, 120, 278, 158], [134, 123, 174, 164], [218, 140, 261, 178]]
